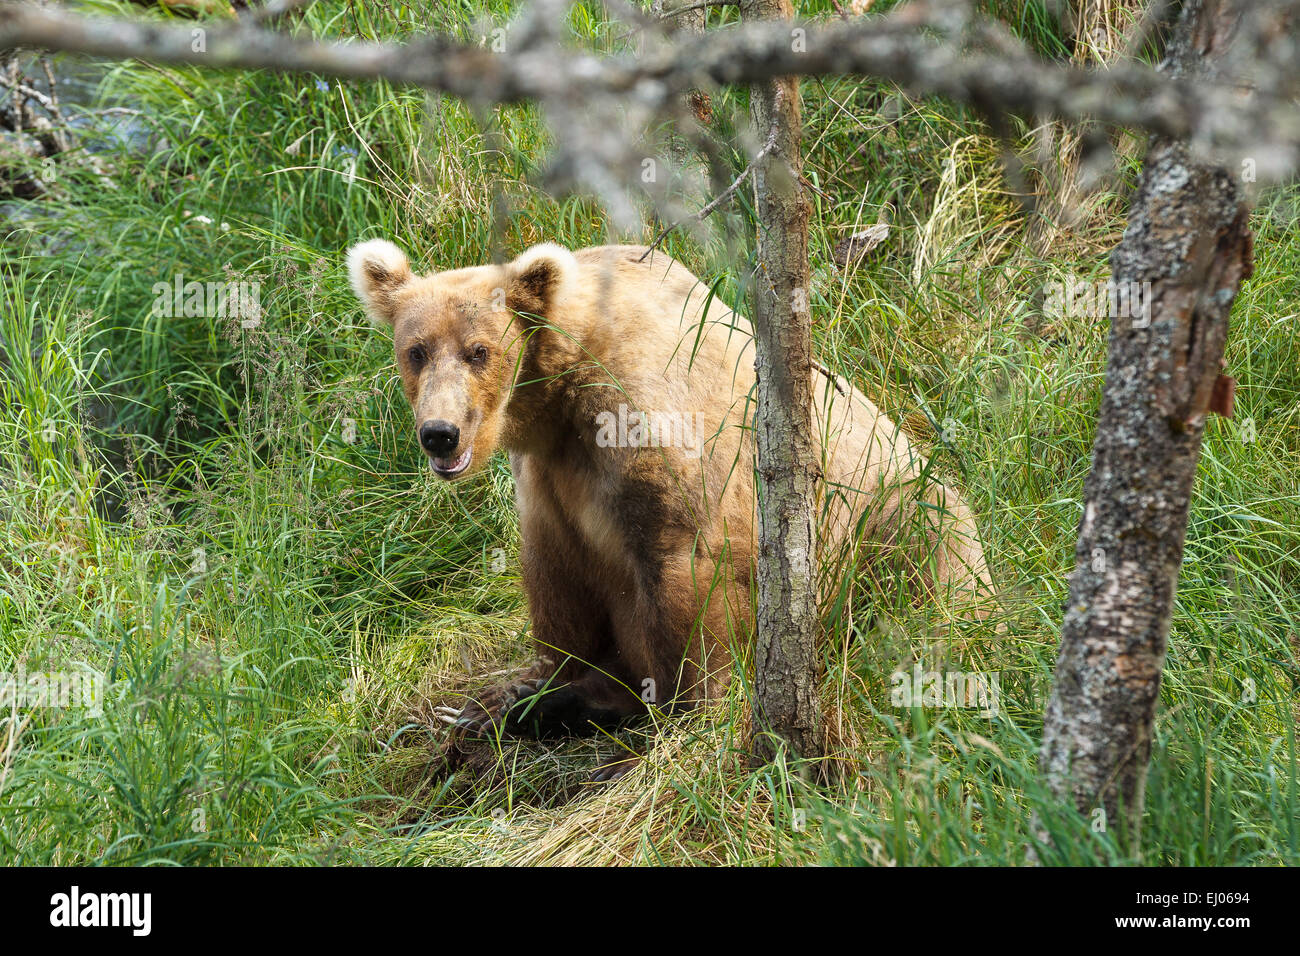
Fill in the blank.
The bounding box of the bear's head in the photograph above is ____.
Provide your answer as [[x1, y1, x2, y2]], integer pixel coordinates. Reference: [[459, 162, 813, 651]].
[[346, 239, 577, 480]]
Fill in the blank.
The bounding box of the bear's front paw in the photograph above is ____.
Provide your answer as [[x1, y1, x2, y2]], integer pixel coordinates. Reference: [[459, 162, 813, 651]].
[[433, 677, 553, 738]]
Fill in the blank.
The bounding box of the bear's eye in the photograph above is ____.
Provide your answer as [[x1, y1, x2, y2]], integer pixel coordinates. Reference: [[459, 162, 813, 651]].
[[406, 345, 426, 369], [468, 345, 489, 365]]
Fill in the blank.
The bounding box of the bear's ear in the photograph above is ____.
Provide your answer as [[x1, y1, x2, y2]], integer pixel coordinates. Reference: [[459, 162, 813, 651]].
[[506, 242, 577, 322], [346, 239, 413, 327]]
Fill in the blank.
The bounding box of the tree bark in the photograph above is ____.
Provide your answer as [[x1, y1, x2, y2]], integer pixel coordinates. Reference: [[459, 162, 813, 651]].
[[743, 0, 822, 764], [653, 0, 706, 36], [1039, 0, 1253, 849]]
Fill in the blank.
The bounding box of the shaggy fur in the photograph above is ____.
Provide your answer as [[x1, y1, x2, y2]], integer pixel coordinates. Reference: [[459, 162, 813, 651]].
[[347, 241, 992, 751]]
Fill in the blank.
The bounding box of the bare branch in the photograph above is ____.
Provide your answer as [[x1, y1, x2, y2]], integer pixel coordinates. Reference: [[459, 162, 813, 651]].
[[1, 0, 1297, 181], [640, 123, 776, 258]]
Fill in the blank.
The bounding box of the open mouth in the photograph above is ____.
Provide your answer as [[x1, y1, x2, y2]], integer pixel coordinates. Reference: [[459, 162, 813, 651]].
[[429, 445, 473, 477]]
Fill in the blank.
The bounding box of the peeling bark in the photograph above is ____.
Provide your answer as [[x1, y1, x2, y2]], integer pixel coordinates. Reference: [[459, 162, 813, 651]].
[[1039, 0, 1254, 849], [744, 0, 823, 765]]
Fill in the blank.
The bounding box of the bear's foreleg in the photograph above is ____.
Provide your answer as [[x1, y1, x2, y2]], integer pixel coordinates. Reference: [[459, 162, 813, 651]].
[[438, 663, 646, 738], [612, 549, 741, 711]]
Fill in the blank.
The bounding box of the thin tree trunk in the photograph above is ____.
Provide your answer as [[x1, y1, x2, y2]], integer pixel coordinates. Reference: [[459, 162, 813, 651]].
[[653, 0, 706, 36], [1039, 0, 1253, 849], [743, 0, 822, 764]]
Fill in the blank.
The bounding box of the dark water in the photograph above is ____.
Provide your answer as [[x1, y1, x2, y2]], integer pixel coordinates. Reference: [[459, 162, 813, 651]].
[[11, 53, 164, 154], [2, 53, 168, 215], [1, 55, 170, 522]]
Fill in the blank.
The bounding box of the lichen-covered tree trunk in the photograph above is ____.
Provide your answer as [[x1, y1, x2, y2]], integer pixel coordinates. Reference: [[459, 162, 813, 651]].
[[743, 0, 823, 763], [1040, 0, 1253, 847]]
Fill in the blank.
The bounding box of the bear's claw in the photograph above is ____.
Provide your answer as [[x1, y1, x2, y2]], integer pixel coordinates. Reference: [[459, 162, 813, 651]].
[[439, 677, 557, 738], [432, 705, 462, 727]]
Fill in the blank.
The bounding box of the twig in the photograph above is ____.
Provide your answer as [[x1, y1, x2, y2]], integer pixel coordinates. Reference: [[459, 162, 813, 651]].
[[0, 76, 53, 110], [812, 360, 849, 396], [640, 125, 777, 260]]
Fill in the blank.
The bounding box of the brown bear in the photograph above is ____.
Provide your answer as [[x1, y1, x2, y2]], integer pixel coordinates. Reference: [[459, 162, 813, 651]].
[[346, 239, 991, 774]]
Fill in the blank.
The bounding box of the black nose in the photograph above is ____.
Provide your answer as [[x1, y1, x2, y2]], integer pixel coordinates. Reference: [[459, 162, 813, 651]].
[[419, 420, 459, 457]]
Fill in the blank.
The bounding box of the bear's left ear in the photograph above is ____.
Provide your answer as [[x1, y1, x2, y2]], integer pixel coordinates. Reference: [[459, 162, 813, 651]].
[[506, 242, 577, 322], [346, 238, 413, 327]]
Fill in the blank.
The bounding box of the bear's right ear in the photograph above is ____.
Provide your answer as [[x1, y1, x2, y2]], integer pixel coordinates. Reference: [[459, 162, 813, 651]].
[[506, 242, 577, 323], [346, 239, 413, 327]]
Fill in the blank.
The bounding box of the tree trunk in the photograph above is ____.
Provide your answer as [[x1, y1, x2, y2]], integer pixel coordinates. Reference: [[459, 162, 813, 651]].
[[743, 0, 823, 764], [1039, 0, 1253, 849], [653, 0, 706, 35]]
